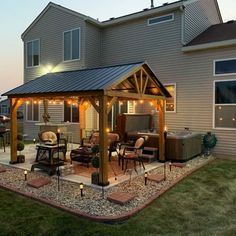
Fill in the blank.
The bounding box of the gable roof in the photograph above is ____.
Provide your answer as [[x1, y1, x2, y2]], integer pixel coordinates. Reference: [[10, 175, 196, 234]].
[[22, 1, 184, 39], [3, 62, 170, 99], [21, 2, 100, 39]]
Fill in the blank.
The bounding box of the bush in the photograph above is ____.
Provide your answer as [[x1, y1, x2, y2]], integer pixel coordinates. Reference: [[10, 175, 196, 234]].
[[17, 141, 25, 152], [91, 155, 99, 169], [17, 134, 24, 141]]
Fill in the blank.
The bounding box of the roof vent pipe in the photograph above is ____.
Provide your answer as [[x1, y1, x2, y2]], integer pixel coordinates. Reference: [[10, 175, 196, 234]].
[[151, 0, 154, 8]]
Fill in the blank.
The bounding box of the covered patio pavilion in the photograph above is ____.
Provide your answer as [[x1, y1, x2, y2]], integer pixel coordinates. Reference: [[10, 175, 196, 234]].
[[3, 61, 171, 186]]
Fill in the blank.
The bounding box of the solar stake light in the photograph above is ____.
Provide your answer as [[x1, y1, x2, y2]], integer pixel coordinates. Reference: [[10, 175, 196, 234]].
[[24, 170, 28, 181], [144, 172, 148, 185], [80, 182, 84, 197]]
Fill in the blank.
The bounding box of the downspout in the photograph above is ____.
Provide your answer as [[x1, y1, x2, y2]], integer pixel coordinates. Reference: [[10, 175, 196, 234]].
[[180, 5, 186, 46]]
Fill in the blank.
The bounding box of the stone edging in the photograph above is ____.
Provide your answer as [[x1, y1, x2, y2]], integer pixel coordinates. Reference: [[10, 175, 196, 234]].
[[0, 158, 214, 223]]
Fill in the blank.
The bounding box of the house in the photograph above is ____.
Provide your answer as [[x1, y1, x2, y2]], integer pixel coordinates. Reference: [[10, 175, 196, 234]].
[[0, 98, 10, 116], [3, 0, 236, 159], [0, 98, 23, 120]]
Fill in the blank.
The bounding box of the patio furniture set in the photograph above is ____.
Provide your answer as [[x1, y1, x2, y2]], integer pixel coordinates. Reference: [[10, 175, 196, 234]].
[[31, 129, 150, 175]]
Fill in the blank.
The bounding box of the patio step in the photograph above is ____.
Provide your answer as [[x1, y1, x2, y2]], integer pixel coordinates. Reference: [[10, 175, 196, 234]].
[[107, 192, 135, 205], [147, 174, 165, 183], [0, 167, 6, 173], [27, 177, 52, 188]]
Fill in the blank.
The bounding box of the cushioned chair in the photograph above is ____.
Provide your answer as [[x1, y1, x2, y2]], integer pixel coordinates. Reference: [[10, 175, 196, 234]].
[[36, 131, 67, 162], [81, 131, 121, 161], [70, 131, 121, 166], [119, 136, 148, 172]]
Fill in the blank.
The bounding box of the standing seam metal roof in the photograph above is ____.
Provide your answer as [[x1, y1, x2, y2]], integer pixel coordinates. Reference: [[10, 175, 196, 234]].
[[3, 62, 146, 96]]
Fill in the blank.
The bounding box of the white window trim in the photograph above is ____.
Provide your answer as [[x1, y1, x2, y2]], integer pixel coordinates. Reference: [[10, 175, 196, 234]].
[[26, 39, 40, 68], [148, 13, 174, 26], [213, 78, 236, 130], [25, 102, 40, 122], [213, 58, 236, 76], [164, 83, 176, 113], [63, 27, 81, 62]]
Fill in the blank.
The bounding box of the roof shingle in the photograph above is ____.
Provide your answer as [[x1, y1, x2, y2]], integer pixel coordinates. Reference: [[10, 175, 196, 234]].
[[186, 20, 236, 46]]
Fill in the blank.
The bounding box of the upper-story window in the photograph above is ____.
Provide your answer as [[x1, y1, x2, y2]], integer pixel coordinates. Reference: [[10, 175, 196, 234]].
[[214, 80, 236, 129], [165, 83, 176, 112], [148, 13, 174, 26], [26, 39, 40, 67], [63, 28, 80, 61], [214, 58, 236, 76]]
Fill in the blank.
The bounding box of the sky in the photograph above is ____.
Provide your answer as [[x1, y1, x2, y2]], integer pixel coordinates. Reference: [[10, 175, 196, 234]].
[[0, 0, 235, 98]]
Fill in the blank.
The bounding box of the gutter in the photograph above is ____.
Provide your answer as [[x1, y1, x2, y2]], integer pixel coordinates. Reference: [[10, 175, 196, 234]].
[[98, 2, 183, 27], [182, 39, 236, 52]]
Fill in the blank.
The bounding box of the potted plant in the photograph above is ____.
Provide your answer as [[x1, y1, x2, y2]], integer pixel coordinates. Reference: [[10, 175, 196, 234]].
[[17, 134, 25, 163], [91, 145, 99, 185], [203, 132, 217, 156]]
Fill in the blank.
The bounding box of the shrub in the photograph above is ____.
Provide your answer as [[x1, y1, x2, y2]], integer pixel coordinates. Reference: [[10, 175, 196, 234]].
[[91, 155, 99, 169], [17, 134, 24, 141], [17, 141, 25, 152]]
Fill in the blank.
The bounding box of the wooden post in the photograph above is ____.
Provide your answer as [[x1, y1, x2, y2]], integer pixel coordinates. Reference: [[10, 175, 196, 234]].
[[79, 102, 86, 142], [10, 98, 20, 164], [158, 99, 165, 162], [98, 95, 109, 186]]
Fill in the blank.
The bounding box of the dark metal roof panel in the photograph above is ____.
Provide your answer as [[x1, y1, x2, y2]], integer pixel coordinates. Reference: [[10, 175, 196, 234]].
[[3, 62, 143, 96]]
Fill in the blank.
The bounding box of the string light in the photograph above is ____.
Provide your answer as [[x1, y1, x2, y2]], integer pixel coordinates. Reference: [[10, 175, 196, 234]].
[[150, 101, 153, 106], [232, 118, 235, 121], [219, 117, 223, 121], [218, 106, 222, 110], [119, 101, 123, 105], [26, 101, 30, 105], [140, 100, 144, 104]]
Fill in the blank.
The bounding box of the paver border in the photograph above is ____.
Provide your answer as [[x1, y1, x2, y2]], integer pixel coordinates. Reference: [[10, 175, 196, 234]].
[[0, 157, 214, 223]]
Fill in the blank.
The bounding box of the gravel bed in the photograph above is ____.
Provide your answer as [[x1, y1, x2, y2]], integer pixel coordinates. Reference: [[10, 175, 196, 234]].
[[0, 155, 213, 217]]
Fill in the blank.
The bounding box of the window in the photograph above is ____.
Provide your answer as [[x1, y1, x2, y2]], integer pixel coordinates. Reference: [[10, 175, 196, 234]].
[[0, 105, 9, 114], [26, 39, 40, 67], [64, 28, 80, 61], [64, 102, 79, 123], [26, 100, 39, 121], [108, 101, 129, 130], [165, 83, 176, 112], [214, 58, 236, 75], [214, 80, 236, 129], [148, 13, 174, 26]]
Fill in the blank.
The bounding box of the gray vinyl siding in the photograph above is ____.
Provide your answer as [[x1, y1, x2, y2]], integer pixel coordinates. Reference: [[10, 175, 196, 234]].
[[23, 6, 87, 84], [184, 0, 221, 44], [101, 10, 182, 68], [85, 23, 102, 68], [22, 6, 86, 141], [24, 102, 80, 144], [100, 8, 236, 157], [134, 46, 236, 158]]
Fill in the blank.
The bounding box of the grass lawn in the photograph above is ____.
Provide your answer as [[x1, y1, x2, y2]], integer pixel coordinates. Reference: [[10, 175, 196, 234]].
[[0, 159, 235, 236]]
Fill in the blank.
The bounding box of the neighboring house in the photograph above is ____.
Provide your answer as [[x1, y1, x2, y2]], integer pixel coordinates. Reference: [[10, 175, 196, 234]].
[[0, 98, 24, 120], [0, 98, 10, 116], [19, 0, 236, 158]]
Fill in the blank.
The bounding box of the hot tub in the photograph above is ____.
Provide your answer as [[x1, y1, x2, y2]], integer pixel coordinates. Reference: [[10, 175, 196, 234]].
[[128, 131, 202, 161]]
